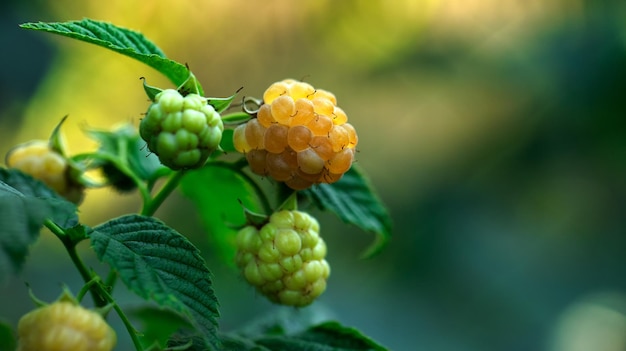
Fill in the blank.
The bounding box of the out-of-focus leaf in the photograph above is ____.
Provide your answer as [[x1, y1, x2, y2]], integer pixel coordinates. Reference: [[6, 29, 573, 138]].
[[87, 124, 169, 188], [225, 319, 388, 351], [0, 168, 77, 227], [255, 321, 388, 351], [127, 305, 193, 349], [303, 165, 392, 257], [0, 169, 79, 283], [0, 320, 16, 351], [179, 163, 264, 265]]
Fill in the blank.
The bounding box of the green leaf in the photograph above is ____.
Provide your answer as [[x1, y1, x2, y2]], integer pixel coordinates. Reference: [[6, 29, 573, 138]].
[[20, 19, 190, 88], [255, 321, 388, 351], [224, 319, 388, 351], [236, 305, 335, 339], [0, 321, 16, 351], [302, 166, 392, 258], [179, 163, 265, 265], [127, 305, 193, 349], [218, 334, 271, 351], [0, 169, 79, 283], [90, 215, 220, 350], [0, 182, 49, 282], [167, 333, 226, 351], [0, 168, 78, 227]]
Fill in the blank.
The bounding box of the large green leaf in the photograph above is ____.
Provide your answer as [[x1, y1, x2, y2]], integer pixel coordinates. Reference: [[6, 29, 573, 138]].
[[0, 169, 78, 283], [303, 166, 392, 257], [235, 305, 334, 339], [0, 168, 78, 227], [221, 308, 387, 350], [90, 215, 220, 350], [220, 319, 388, 351], [20, 19, 189, 88], [179, 163, 264, 265], [255, 321, 388, 351], [218, 334, 271, 351]]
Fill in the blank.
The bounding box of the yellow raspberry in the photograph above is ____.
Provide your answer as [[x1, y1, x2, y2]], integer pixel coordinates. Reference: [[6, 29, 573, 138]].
[[233, 79, 358, 190], [17, 301, 117, 351], [5, 140, 84, 204]]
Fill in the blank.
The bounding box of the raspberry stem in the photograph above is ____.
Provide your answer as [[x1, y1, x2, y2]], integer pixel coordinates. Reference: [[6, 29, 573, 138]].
[[45, 219, 108, 308], [44, 219, 145, 351], [141, 170, 186, 216]]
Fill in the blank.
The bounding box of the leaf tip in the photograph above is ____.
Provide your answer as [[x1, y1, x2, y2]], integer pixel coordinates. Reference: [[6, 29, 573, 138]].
[[359, 231, 390, 259]]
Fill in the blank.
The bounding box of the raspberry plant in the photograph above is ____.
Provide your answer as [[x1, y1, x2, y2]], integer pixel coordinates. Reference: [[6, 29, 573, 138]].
[[0, 19, 392, 351]]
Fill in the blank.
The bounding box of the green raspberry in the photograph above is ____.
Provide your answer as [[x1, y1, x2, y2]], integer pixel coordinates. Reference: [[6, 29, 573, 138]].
[[140, 89, 223, 170], [235, 210, 330, 307], [17, 301, 117, 351]]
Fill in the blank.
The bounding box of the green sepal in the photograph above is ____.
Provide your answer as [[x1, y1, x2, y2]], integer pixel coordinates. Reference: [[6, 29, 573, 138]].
[[48, 115, 69, 156], [208, 87, 242, 113], [240, 199, 268, 228], [276, 191, 298, 212], [220, 112, 252, 125], [45, 116, 91, 191], [26, 283, 50, 308], [55, 285, 80, 305], [176, 70, 204, 97], [142, 77, 164, 101]]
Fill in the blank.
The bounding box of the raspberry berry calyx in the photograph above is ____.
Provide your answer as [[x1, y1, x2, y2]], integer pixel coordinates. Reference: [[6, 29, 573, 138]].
[[233, 78, 359, 190], [139, 82, 224, 170], [235, 209, 330, 307], [16, 294, 117, 351]]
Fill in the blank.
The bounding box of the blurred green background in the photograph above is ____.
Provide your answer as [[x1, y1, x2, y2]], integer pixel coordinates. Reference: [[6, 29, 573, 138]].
[[2, 1, 626, 350]]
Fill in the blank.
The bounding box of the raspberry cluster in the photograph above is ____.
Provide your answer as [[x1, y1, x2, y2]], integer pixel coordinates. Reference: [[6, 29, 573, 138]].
[[235, 210, 330, 307], [233, 79, 358, 190], [140, 89, 223, 170], [17, 301, 117, 351], [5, 140, 84, 204]]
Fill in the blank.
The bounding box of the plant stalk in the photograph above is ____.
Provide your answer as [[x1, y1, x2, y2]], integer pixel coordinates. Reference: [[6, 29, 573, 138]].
[[45, 220, 108, 308], [141, 170, 185, 216]]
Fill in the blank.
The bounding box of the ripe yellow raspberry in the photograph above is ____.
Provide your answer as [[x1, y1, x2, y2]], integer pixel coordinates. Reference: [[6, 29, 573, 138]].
[[17, 301, 117, 351], [140, 89, 224, 170], [235, 210, 330, 307], [233, 79, 358, 190], [5, 140, 84, 204]]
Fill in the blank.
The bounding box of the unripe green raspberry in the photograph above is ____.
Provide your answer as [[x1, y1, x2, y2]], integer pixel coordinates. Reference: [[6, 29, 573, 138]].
[[17, 301, 117, 351], [235, 210, 330, 307], [140, 89, 223, 170], [5, 140, 84, 204]]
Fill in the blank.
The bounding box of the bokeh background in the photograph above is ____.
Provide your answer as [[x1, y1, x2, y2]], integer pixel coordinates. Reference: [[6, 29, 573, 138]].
[[2, 1, 626, 350]]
